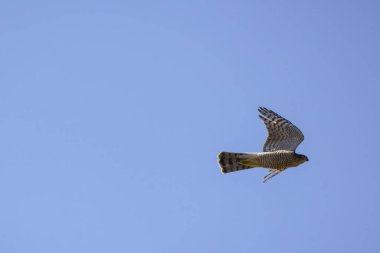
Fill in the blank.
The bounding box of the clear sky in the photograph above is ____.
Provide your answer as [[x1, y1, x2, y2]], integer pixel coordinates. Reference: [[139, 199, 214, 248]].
[[1, 1, 380, 252]]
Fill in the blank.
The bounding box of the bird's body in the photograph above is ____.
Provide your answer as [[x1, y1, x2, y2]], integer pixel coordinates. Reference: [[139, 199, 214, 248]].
[[219, 150, 306, 172], [218, 107, 308, 182]]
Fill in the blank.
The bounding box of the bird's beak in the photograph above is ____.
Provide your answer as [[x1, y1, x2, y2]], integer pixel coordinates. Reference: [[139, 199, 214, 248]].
[[305, 157, 309, 162]]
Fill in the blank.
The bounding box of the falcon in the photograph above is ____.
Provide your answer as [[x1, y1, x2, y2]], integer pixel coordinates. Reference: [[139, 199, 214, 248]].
[[218, 107, 309, 182]]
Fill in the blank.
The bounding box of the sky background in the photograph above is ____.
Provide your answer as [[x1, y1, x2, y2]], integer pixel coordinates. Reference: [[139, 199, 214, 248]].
[[1, 1, 380, 252]]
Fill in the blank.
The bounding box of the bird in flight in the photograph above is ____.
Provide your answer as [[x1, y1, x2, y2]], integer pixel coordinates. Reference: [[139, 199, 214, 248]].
[[218, 107, 308, 182]]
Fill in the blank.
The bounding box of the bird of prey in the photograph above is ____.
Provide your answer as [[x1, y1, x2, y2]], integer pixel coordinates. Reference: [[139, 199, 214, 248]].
[[218, 107, 308, 182]]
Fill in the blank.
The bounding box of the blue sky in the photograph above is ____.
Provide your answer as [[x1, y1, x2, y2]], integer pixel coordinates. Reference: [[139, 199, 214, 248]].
[[1, 1, 380, 252]]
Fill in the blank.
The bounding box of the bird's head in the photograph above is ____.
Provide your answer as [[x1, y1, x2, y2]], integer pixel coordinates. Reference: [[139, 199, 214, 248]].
[[295, 153, 309, 162]]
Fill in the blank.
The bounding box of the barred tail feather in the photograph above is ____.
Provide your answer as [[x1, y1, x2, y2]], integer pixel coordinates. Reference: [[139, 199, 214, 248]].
[[218, 152, 258, 173]]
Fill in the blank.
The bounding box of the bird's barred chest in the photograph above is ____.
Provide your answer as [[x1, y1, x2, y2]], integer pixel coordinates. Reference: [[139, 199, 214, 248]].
[[256, 151, 300, 169]]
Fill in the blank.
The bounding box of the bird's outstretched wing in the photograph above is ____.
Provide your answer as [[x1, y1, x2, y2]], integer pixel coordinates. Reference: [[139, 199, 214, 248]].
[[263, 169, 282, 183], [258, 107, 304, 152]]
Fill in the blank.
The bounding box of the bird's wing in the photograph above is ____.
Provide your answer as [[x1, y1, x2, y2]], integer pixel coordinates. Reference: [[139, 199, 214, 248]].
[[263, 169, 282, 183], [258, 107, 304, 152]]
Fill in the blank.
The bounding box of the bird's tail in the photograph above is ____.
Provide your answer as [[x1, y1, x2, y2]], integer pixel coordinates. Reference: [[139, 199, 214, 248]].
[[218, 152, 259, 173]]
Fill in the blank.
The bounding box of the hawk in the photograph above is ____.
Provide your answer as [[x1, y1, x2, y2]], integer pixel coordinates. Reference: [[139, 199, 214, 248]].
[[218, 107, 309, 182]]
